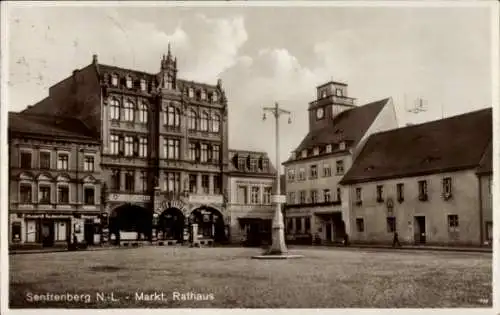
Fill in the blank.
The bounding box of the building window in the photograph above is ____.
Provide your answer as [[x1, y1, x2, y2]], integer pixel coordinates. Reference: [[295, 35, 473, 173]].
[[200, 89, 207, 100], [251, 187, 260, 204], [249, 158, 257, 172], [39, 185, 51, 204], [201, 175, 209, 194], [310, 165, 318, 179], [323, 189, 331, 203], [84, 187, 95, 205], [167, 106, 180, 127], [140, 79, 146, 91], [211, 114, 220, 133], [57, 153, 69, 170], [311, 190, 318, 203], [376, 185, 384, 203], [139, 137, 148, 158], [140, 171, 148, 192], [418, 180, 428, 201], [298, 168, 305, 181], [165, 138, 180, 160], [110, 134, 120, 155], [336, 187, 341, 203], [138, 102, 148, 123], [212, 145, 220, 163], [165, 172, 181, 193], [20, 183, 32, 204], [125, 171, 135, 192], [20, 151, 32, 169], [39, 151, 50, 170], [323, 164, 331, 177], [288, 192, 295, 204], [397, 183, 404, 202], [354, 218, 363, 233], [214, 175, 222, 195], [126, 76, 133, 89], [355, 187, 362, 205], [189, 174, 197, 193], [188, 110, 197, 130], [200, 112, 209, 132], [263, 187, 272, 204], [336, 88, 343, 97], [237, 158, 246, 170], [387, 217, 396, 233], [326, 144, 332, 153], [299, 190, 306, 204], [301, 150, 307, 158], [84, 155, 95, 172], [188, 88, 194, 98], [286, 218, 294, 233], [189, 143, 197, 161], [237, 185, 247, 204], [287, 169, 295, 182], [201, 144, 209, 163], [111, 74, 118, 87], [305, 217, 311, 233], [443, 177, 452, 199], [109, 98, 120, 120], [124, 100, 135, 122], [336, 160, 345, 175], [212, 92, 218, 103], [448, 214, 459, 232], [111, 169, 120, 190], [124, 136, 134, 156]]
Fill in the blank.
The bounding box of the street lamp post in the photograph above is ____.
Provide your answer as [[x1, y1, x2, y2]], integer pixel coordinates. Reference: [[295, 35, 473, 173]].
[[262, 102, 292, 255]]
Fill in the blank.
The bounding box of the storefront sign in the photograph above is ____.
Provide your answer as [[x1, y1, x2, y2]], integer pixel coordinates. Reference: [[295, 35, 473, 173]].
[[189, 194, 223, 204], [109, 193, 150, 203], [271, 195, 286, 204], [156, 199, 187, 213], [23, 214, 73, 219]]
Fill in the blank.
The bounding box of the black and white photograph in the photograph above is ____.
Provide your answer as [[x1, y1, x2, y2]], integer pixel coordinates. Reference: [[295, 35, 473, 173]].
[[1, 0, 498, 312]]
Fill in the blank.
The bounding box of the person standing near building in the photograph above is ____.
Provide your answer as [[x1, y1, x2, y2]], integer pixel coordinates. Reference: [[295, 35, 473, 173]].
[[392, 231, 401, 247]]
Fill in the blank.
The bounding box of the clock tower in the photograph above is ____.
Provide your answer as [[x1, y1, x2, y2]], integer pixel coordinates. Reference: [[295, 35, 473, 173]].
[[308, 80, 356, 131]]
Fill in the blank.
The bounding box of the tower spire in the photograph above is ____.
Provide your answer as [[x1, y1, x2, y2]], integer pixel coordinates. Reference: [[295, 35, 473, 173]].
[[167, 42, 172, 59]]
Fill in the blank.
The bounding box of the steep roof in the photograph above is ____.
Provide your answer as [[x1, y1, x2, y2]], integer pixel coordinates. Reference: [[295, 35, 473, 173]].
[[294, 98, 389, 154], [340, 107, 492, 185], [8, 112, 98, 142]]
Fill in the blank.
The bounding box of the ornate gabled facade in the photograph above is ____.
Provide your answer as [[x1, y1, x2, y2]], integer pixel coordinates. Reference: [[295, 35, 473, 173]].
[[226, 150, 277, 245], [8, 112, 102, 248], [283, 81, 398, 244], [22, 46, 231, 245]]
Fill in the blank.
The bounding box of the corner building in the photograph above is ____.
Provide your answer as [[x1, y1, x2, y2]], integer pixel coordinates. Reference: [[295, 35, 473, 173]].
[[23, 47, 231, 244]]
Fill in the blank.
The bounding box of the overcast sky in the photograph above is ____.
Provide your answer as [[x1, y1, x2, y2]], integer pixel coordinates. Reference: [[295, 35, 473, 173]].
[[6, 3, 494, 169]]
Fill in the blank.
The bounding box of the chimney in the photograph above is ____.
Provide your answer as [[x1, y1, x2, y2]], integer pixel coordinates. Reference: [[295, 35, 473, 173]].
[[92, 54, 98, 64]]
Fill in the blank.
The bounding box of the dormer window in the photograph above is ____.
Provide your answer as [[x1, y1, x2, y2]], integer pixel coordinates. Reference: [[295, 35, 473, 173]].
[[200, 89, 206, 100], [212, 92, 218, 103], [336, 88, 343, 97], [126, 76, 133, 89], [140, 79, 146, 91], [188, 88, 194, 98], [301, 150, 307, 158], [339, 142, 346, 151], [111, 74, 118, 87], [326, 144, 332, 153], [313, 147, 319, 156], [291, 152, 297, 159], [321, 90, 327, 98]]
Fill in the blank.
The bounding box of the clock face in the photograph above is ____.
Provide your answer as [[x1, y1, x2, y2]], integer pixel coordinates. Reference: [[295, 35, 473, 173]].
[[316, 107, 324, 119]]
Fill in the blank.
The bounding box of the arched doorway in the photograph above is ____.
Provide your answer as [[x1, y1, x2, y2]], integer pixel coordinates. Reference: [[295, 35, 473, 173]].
[[109, 204, 152, 244], [189, 207, 226, 243], [157, 208, 185, 242]]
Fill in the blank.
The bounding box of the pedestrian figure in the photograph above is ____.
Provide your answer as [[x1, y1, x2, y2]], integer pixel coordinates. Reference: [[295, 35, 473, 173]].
[[392, 232, 401, 247], [343, 233, 349, 247]]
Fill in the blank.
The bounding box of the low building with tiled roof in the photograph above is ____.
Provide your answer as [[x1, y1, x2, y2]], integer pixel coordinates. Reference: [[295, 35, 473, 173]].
[[226, 149, 277, 245], [282, 81, 398, 245], [8, 112, 102, 249], [340, 107, 493, 246]]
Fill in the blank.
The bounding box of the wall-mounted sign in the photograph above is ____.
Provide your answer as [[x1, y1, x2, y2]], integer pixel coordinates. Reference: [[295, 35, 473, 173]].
[[189, 194, 223, 205], [110, 193, 150, 203], [271, 195, 287, 204]]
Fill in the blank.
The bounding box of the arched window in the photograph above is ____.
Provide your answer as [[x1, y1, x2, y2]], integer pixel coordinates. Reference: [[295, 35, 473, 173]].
[[200, 112, 209, 131], [167, 106, 180, 127], [124, 100, 135, 122], [138, 101, 148, 123], [211, 114, 220, 133], [188, 110, 197, 130], [110, 98, 120, 120]]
